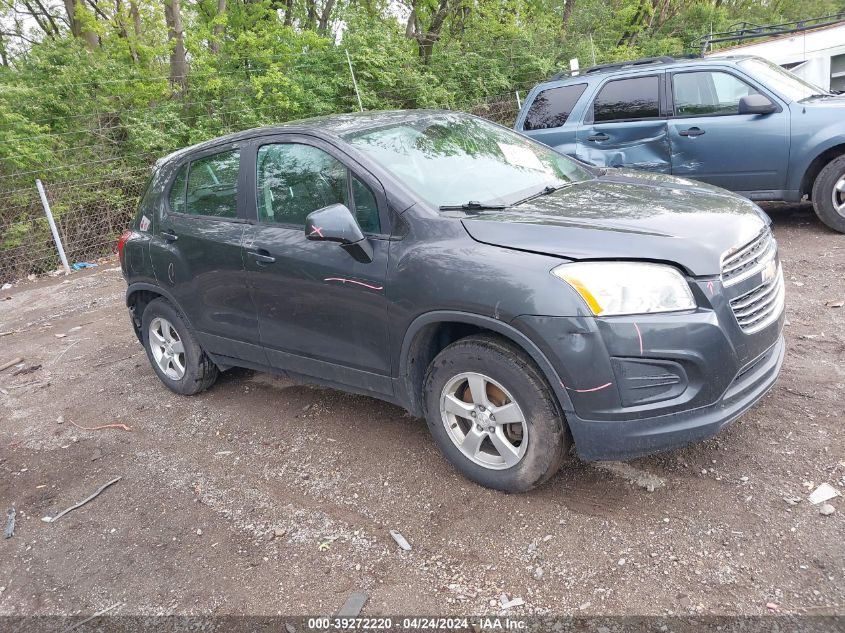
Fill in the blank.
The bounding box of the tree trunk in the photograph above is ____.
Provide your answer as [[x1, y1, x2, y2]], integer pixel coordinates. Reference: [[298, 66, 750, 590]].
[[115, 0, 136, 61], [414, 0, 449, 64], [0, 32, 8, 67], [63, 0, 81, 37], [130, 0, 141, 36], [317, 0, 335, 35], [405, 9, 419, 39], [62, 0, 98, 48], [209, 0, 226, 53], [164, 0, 188, 96], [305, 0, 317, 30], [561, 0, 575, 34], [617, 0, 646, 47], [128, 0, 141, 61], [283, 0, 294, 26]]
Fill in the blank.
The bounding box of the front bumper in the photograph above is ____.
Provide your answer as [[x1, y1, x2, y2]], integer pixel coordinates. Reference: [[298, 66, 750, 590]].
[[513, 273, 785, 461], [565, 335, 784, 460]]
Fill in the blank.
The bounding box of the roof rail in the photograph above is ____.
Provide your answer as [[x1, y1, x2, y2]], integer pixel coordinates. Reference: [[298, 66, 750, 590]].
[[697, 12, 845, 55], [549, 56, 680, 81]]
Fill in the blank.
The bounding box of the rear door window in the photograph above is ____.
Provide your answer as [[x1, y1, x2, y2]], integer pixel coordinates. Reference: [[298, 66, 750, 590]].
[[592, 75, 660, 123], [523, 84, 588, 130], [672, 71, 760, 116], [185, 150, 240, 218]]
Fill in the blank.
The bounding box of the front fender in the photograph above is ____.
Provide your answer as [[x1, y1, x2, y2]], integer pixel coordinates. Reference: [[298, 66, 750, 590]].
[[787, 108, 845, 192], [397, 310, 576, 418]]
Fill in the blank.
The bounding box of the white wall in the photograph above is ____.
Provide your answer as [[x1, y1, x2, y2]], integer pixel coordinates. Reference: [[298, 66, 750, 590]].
[[707, 23, 845, 90]]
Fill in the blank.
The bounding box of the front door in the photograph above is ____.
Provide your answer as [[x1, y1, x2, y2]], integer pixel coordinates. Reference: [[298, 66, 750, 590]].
[[575, 73, 671, 173], [149, 146, 265, 364], [242, 137, 393, 395], [668, 69, 790, 193]]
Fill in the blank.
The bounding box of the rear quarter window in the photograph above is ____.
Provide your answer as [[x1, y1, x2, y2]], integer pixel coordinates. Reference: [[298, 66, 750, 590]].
[[592, 75, 660, 123], [523, 84, 588, 130]]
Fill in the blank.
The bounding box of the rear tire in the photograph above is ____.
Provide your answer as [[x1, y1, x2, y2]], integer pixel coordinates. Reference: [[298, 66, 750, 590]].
[[141, 298, 218, 395], [423, 334, 568, 492], [811, 155, 845, 233]]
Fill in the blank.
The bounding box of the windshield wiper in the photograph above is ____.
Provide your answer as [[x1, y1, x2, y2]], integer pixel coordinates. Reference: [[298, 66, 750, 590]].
[[799, 93, 837, 102], [512, 183, 571, 207], [439, 201, 509, 211]]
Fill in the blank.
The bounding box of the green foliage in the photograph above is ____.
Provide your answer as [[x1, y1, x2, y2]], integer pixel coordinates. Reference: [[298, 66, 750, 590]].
[[0, 0, 841, 258]]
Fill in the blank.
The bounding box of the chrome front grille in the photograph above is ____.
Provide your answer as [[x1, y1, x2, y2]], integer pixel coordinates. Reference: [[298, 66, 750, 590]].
[[729, 265, 784, 333], [721, 228, 776, 286]]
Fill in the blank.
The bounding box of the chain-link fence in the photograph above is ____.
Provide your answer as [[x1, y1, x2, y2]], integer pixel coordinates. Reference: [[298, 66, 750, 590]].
[[467, 92, 522, 126], [0, 168, 151, 281], [0, 82, 528, 283]]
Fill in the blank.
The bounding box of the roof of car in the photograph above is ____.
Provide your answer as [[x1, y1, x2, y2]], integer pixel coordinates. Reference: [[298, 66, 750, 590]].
[[156, 109, 455, 168], [545, 54, 758, 84]]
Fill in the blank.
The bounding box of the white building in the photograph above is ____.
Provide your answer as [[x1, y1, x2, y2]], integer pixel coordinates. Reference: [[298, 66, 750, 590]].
[[706, 19, 845, 92]]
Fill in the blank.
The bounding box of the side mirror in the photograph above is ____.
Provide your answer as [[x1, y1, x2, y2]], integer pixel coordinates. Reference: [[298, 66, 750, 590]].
[[305, 203, 373, 263], [738, 94, 776, 115]]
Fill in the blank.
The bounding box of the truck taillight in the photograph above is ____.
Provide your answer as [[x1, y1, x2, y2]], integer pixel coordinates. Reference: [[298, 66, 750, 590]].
[[117, 230, 134, 264]]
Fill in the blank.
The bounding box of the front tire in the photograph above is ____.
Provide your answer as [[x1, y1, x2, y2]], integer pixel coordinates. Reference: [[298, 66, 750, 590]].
[[423, 334, 568, 492], [141, 298, 218, 395], [811, 155, 845, 233]]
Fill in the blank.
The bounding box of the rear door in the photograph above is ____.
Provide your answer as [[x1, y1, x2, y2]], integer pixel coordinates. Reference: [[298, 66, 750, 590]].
[[575, 73, 671, 173], [241, 135, 393, 395], [149, 145, 265, 364], [667, 69, 790, 193]]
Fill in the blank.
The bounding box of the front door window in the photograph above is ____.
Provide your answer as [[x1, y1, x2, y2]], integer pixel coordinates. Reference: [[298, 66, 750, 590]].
[[673, 71, 759, 116], [256, 143, 381, 233]]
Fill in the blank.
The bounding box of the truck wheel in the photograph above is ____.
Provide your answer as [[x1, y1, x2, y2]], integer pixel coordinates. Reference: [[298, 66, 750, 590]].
[[141, 297, 218, 395], [423, 334, 568, 492], [811, 155, 845, 233]]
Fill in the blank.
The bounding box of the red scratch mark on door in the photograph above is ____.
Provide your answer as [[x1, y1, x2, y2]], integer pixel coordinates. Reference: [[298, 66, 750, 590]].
[[707, 281, 714, 295], [633, 322, 643, 355], [324, 277, 384, 291], [560, 381, 613, 393]]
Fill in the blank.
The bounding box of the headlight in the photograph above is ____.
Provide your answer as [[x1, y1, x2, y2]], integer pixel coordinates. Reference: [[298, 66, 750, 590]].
[[551, 262, 696, 316]]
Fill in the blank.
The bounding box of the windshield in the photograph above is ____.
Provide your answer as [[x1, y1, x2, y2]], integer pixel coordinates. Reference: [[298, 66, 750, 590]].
[[738, 57, 831, 102], [342, 113, 593, 208]]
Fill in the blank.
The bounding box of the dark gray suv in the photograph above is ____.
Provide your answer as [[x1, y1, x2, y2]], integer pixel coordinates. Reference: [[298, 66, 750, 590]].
[[120, 110, 785, 492]]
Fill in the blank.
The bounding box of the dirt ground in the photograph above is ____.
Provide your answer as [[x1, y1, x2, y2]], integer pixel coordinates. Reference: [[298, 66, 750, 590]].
[[0, 203, 843, 619]]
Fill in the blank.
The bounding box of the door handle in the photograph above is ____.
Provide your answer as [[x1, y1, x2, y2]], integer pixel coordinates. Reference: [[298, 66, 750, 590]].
[[160, 230, 178, 242], [248, 250, 276, 265], [678, 127, 705, 137], [587, 133, 610, 142]]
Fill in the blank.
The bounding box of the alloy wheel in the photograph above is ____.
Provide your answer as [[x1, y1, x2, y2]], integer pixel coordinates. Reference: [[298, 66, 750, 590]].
[[439, 372, 528, 470], [149, 317, 186, 380], [834, 174, 845, 217]]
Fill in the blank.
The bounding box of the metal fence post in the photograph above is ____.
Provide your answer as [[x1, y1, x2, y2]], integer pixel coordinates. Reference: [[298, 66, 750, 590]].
[[515, 91, 522, 109], [345, 49, 364, 112], [35, 179, 71, 276]]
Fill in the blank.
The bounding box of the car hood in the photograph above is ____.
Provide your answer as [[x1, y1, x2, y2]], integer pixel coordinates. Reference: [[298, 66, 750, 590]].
[[461, 169, 769, 276], [800, 95, 845, 109]]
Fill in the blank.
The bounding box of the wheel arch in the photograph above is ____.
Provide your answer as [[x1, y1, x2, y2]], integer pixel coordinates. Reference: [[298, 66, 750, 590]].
[[800, 142, 845, 199], [126, 283, 192, 342], [397, 311, 575, 419]]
